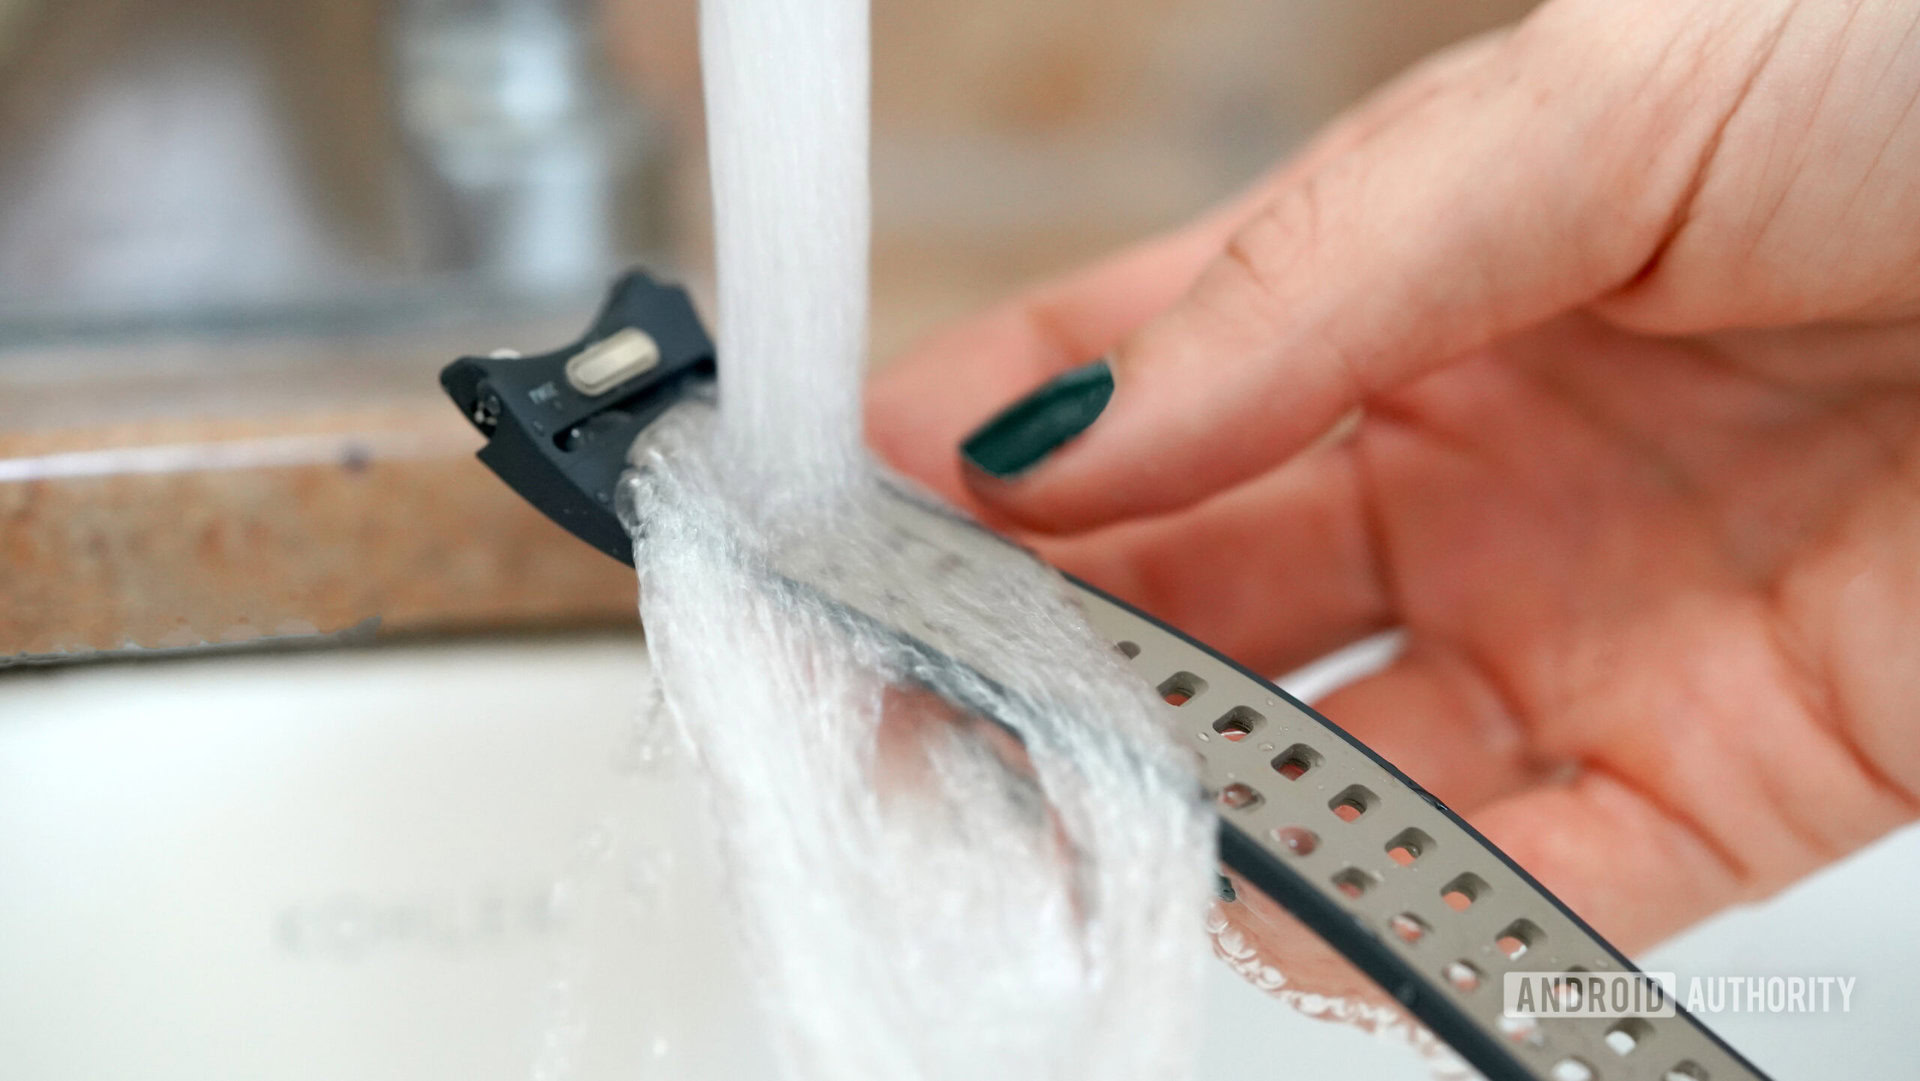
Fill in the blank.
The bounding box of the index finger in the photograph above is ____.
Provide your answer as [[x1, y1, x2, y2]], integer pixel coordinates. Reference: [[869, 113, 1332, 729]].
[[865, 212, 1240, 511], [862, 27, 1512, 519]]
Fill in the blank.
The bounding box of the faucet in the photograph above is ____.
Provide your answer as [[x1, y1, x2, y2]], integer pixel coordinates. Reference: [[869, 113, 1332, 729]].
[[0, 0, 667, 329]]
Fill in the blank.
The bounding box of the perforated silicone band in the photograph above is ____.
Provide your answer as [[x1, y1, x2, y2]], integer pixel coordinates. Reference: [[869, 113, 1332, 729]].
[[1076, 581, 1770, 1081], [783, 480, 1773, 1081]]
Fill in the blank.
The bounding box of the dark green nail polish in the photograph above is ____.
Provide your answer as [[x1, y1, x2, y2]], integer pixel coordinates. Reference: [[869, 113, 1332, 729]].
[[960, 358, 1113, 479]]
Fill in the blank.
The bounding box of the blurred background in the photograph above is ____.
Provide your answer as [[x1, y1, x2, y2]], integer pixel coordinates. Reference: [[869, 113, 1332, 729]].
[[0, 0, 1535, 663], [2, 1, 1914, 1079]]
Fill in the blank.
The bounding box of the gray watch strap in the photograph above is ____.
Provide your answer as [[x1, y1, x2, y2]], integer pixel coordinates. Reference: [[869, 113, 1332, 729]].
[[1077, 579, 1769, 1081], [773, 475, 1774, 1081]]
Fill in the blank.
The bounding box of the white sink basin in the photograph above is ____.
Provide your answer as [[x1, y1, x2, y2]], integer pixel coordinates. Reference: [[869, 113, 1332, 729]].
[[1, 636, 1910, 1079]]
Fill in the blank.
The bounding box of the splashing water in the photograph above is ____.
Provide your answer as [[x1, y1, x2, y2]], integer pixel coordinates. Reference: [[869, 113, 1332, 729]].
[[619, 0, 1218, 1078]]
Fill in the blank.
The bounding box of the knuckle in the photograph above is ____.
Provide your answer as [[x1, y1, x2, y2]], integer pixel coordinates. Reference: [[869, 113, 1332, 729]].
[[1211, 182, 1327, 336]]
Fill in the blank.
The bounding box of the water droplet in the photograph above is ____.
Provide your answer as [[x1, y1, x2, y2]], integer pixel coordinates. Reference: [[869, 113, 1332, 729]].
[[616, 682, 678, 774], [1274, 826, 1319, 856]]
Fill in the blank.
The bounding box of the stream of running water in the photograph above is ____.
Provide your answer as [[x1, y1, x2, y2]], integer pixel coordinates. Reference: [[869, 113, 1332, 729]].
[[617, 0, 1218, 1078]]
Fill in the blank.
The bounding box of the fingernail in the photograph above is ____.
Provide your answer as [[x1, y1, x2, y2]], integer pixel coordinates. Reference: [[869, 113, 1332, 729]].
[[959, 358, 1113, 479]]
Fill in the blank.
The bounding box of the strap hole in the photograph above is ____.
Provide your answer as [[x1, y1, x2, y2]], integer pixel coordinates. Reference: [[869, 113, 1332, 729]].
[[1332, 867, 1379, 899], [1386, 827, 1434, 866], [1158, 672, 1207, 706], [1219, 782, 1262, 810], [1441, 873, 1488, 911], [1551, 1059, 1596, 1081], [1389, 912, 1429, 944], [1496, 918, 1544, 961], [1606, 1018, 1652, 1056], [1115, 640, 1141, 659], [1212, 706, 1265, 742], [1443, 960, 1481, 993], [1328, 784, 1376, 823], [1272, 826, 1318, 856], [1663, 1063, 1708, 1081], [1270, 744, 1321, 780], [1498, 1015, 1543, 1048]]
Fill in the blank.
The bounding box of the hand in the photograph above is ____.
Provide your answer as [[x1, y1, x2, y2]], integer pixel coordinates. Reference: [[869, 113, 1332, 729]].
[[866, 0, 1920, 952]]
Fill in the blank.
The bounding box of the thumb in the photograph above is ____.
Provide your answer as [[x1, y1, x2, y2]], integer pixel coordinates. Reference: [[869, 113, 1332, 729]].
[[955, 4, 1726, 533]]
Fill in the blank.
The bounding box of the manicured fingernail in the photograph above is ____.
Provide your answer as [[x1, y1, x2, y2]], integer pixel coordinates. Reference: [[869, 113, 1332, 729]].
[[959, 358, 1113, 479]]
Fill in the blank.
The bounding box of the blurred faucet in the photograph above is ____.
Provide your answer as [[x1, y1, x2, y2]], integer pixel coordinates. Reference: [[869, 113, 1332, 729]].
[[0, 0, 668, 331], [393, 0, 665, 295]]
